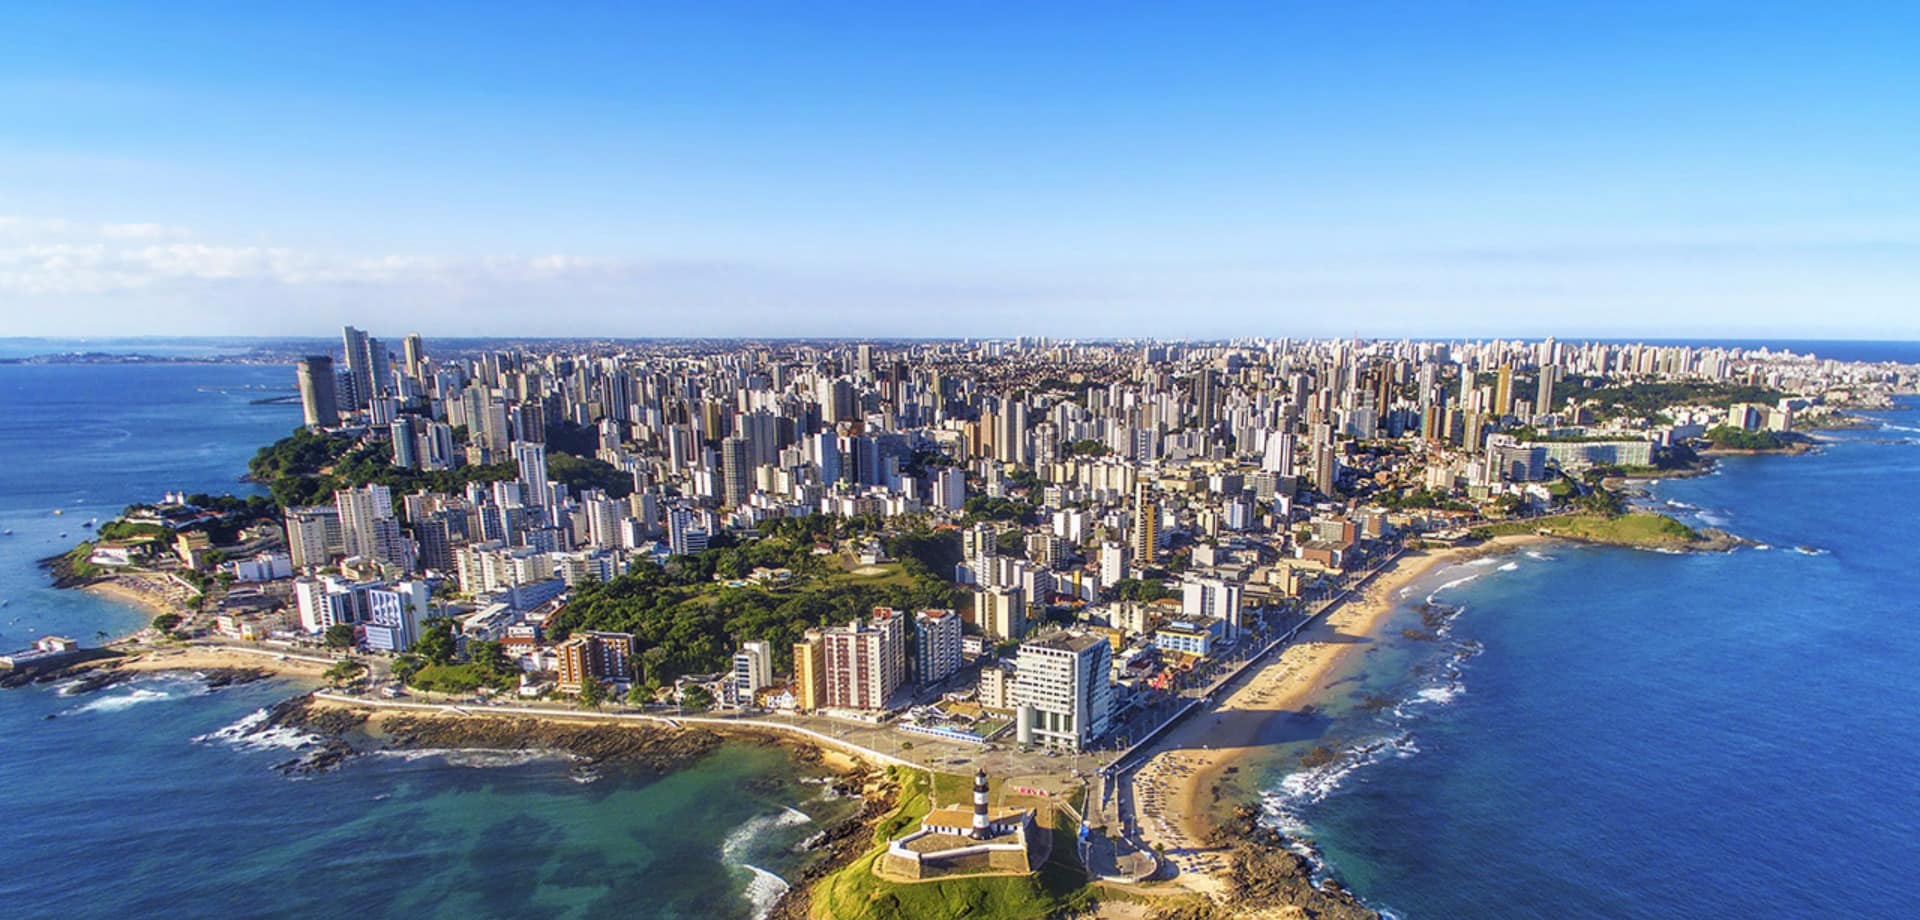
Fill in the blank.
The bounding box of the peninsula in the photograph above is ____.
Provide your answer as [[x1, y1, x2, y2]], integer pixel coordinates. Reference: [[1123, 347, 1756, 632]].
[[19, 332, 1917, 920]]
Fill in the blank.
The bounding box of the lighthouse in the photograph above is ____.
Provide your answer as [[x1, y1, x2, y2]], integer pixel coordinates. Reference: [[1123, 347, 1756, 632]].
[[970, 768, 991, 839]]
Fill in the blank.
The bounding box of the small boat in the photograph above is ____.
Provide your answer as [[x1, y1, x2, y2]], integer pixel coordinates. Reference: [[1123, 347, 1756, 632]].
[[52, 509, 63, 516], [3, 529, 12, 535], [59, 532, 67, 538]]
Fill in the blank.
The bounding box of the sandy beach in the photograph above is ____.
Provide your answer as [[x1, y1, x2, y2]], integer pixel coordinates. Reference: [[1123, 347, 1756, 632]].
[[1130, 535, 1544, 893], [81, 573, 198, 621], [107, 642, 335, 677]]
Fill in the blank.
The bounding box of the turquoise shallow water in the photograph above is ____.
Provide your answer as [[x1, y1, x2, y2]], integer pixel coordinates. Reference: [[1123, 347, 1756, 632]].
[[0, 364, 851, 920], [1247, 400, 1920, 918]]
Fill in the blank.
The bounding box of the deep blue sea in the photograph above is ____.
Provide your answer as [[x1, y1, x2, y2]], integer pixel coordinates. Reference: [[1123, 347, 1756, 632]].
[[1246, 398, 1920, 918], [0, 364, 849, 920]]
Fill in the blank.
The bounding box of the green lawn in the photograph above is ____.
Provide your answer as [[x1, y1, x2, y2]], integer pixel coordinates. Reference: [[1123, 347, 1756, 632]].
[[1479, 511, 1700, 548], [808, 768, 1098, 920]]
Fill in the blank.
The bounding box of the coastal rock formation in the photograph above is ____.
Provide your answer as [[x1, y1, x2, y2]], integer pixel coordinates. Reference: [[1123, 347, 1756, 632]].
[[0, 648, 123, 689], [258, 695, 731, 775], [764, 766, 898, 920], [1176, 804, 1378, 920], [375, 712, 726, 770], [37, 550, 97, 589]]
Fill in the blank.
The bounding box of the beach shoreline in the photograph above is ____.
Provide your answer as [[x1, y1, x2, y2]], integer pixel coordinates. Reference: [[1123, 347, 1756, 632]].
[[1132, 534, 1546, 894], [80, 574, 198, 622]]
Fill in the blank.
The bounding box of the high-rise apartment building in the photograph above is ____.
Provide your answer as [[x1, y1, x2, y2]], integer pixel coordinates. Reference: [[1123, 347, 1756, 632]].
[[295, 356, 340, 429], [914, 608, 962, 687], [792, 631, 826, 711], [557, 631, 634, 693], [513, 441, 549, 508], [1130, 481, 1159, 566], [821, 609, 906, 711]]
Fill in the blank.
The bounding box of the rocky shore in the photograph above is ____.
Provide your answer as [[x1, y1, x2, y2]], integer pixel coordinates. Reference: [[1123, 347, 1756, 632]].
[[765, 766, 901, 920], [250, 694, 740, 776], [1153, 803, 1378, 920], [0, 647, 124, 689]]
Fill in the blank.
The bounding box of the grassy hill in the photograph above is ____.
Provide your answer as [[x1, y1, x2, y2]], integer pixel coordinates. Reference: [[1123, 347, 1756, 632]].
[[807, 769, 1098, 920]]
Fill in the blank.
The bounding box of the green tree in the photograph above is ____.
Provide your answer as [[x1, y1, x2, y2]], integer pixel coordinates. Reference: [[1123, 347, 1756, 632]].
[[409, 617, 458, 665], [626, 684, 651, 707], [323, 624, 356, 649], [468, 639, 512, 679], [578, 675, 607, 709], [680, 685, 715, 712], [151, 613, 182, 632], [324, 659, 367, 685]]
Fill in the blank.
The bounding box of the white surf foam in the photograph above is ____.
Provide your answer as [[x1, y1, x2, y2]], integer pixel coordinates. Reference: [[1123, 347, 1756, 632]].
[[372, 748, 567, 768], [740, 865, 790, 920], [70, 687, 172, 714], [63, 674, 207, 715], [721, 807, 814, 866], [1416, 684, 1463, 706], [1496, 561, 1519, 573], [1524, 551, 1555, 561], [193, 707, 323, 752], [1425, 573, 1480, 603]]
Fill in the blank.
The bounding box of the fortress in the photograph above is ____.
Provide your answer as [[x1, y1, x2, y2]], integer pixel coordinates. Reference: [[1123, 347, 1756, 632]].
[[881, 769, 1038, 880]]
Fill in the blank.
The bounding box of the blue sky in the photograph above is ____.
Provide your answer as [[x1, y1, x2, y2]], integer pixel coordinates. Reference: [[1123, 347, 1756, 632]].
[[1, 1, 1915, 338]]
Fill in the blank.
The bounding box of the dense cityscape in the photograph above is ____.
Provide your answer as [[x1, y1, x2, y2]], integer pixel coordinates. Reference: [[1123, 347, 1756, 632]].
[[14, 327, 1911, 916]]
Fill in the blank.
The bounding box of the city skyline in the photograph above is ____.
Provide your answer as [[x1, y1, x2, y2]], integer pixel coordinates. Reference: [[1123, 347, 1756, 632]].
[[3, 2, 1918, 339]]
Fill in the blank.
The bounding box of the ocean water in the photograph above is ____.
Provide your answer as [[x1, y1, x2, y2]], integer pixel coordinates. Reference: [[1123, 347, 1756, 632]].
[[0, 364, 851, 920], [1246, 399, 1920, 918]]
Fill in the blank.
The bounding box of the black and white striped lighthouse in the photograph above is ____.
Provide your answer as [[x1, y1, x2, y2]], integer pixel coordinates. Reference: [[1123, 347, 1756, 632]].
[[970, 768, 991, 839]]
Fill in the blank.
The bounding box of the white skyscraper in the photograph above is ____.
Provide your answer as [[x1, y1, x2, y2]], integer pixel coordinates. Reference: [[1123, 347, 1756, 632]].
[[513, 441, 549, 508]]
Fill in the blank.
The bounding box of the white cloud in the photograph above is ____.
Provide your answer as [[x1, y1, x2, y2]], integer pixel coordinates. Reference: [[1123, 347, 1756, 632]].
[[0, 216, 628, 296]]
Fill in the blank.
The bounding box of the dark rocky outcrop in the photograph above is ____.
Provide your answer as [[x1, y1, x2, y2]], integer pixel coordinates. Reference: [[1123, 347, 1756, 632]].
[[256, 694, 731, 776], [374, 712, 725, 769], [0, 648, 124, 689], [764, 767, 898, 920], [1176, 804, 1379, 920]]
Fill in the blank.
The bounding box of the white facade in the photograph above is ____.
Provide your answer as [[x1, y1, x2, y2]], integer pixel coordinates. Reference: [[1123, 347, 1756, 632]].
[[914, 608, 962, 687], [1012, 633, 1113, 751]]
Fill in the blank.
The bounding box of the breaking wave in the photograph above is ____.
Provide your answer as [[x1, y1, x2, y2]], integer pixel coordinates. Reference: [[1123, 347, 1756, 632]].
[[740, 864, 790, 920], [61, 674, 208, 716], [1425, 573, 1480, 604], [372, 748, 570, 769], [721, 807, 813, 919], [721, 806, 813, 865], [193, 707, 322, 752]]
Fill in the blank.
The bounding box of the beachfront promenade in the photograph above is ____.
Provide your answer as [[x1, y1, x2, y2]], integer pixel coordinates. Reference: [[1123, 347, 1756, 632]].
[[1091, 542, 1409, 884]]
